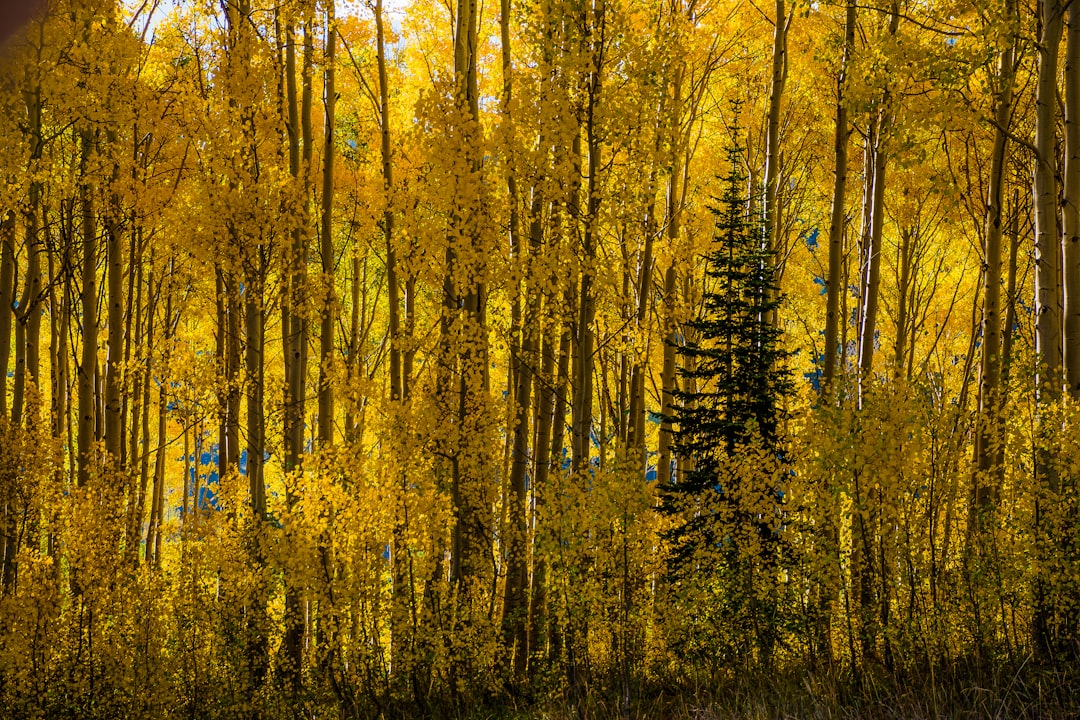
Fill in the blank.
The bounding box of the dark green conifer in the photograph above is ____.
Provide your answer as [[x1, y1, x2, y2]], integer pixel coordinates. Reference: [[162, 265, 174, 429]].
[[656, 124, 794, 660]]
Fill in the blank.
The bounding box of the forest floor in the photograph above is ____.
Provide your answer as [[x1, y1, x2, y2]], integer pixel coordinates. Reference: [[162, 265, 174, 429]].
[[484, 665, 1080, 720]]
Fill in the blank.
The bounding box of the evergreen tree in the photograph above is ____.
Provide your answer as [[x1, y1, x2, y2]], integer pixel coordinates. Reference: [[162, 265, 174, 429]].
[[662, 128, 793, 652]]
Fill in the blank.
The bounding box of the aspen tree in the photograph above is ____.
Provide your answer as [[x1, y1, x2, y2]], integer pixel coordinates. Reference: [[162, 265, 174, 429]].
[[973, 0, 1016, 502], [77, 129, 98, 488], [856, 1, 899, 397], [1033, 0, 1063, 394], [1032, 0, 1066, 663], [763, 0, 788, 323], [571, 0, 606, 474], [317, 0, 336, 447], [1062, 1, 1080, 396], [500, 0, 533, 677], [0, 216, 12, 419], [823, 0, 856, 400]]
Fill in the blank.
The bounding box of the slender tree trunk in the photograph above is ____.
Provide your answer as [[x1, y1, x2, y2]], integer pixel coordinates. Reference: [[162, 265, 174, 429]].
[[129, 255, 147, 567], [572, 7, 605, 474], [77, 130, 99, 488], [856, 5, 898, 398], [246, 273, 265, 519], [1062, 1, 1080, 396], [894, 227, 912, 373], [136, 265, 153, 565], [763, 0, 788, 324], [823, 0, 855, 400], [1034, 0, 1064, 395], [317, 2, 336, 446], [104, 158, 124, 464], [0, 216, 12, 419], [973, 7, 1016, 507], [499, 0, 533, 678], [148, 271, 174, 567], [281, 13, 315, 691], [375, 0, 401, 404], [446, 0, 490, 612], [1032, 0, 1065, 662], [657, 264, 678, 486]]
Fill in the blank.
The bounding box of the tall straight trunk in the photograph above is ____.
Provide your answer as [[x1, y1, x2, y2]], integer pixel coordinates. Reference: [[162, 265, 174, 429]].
[[375, 0, 401, 402], [13, 85, 43, 430], [973, 6, 1016, 500], [128, 255, 147, 567], [148, 269, 173, 566], [246, 275, 265, 519], [657, 264, 678, 485], [855, 134, 873, 354], [13, 224, 42, 429], [572, 5, 605, 474], [281, 14, 315, 691], [283, 16, 309, 476], [447, 0, 492, 607], [0, 216, 13, 593], [628, 67, 678, 465], [1034, 0, 1064, 396], [823, 0, 856, 400], [345, 252, 362, 441], [856, 120, 890, 390], [77, 130, 99, 488], [500, 0, 532, 678], [763, 0, 788, 321], [215, 270, 226, 479], [229, 285, 241, 472], [317, 2, 336, 446], [48, 234, 70, 443], [1001, 191, 1021, 393], [104, 161, 124, 463], [136, 264, 153, 566], [894, 227, 912, 372], [528, 325, 558, 667], [856, 4, 899, 398], [1062, 1, 1080, 396], [127, 232, 144, 492], [1032, 0, 1065, 662], [0, 216, 12, 418], [544, 315, 573, 663], [653, 68, 686, 486]]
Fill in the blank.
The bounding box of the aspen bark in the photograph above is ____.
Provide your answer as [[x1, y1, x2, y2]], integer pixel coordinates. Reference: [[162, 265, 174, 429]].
[[283, 15, 309, 476], [1062, 1, 1080, 396], [0, 216, 12, 419], [500, 0, 532, 677], [973, 7, 1016, 499], [763, 0, 788, 322], [375, 0, 401, 403], [856, 4, 898, 397], [317, 2, 336, 446], [657, 264, 677, 486], [654, 73, 686, 486], [446, 0, 489, 603], [894, 227, 912, 373], [281, 13, 315, 690], [246, 276, 265, 519], [104, 159, 124, 463], [148, 270, 174, 566], [1032, 0, 1065, 662], [572, 3, 605, 474], [823, 0, 855, 399], [77, 130, 99, 488], [1034, 0, 1063, 396]]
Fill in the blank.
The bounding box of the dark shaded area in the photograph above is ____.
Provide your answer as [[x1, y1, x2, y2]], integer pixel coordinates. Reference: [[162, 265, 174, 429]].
[[0, 0, 47, 47]]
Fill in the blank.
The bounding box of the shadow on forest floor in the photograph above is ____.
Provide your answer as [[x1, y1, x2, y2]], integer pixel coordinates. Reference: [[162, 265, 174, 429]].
[[478, 663, 1080, 720]]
